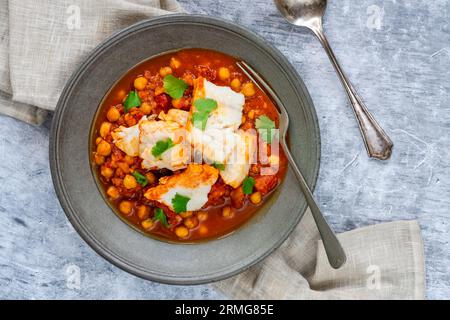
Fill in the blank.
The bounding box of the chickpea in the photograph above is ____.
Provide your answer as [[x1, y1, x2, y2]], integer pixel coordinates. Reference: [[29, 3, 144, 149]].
[[218, 67, 230, 81], [123, 174, 137, 189], [95, 137, 102, 145], [230, 78, 241, 91], [134, 76, 148, 90], [197, 212, 208, 221], [96, 140, 111, 156], [175, 226, 189, 238], [179, 211, 193, 219], [106, 107, 121, 122], [247, 110, 255, 120], [159, 66, 173, 77], [119, 200, 133, 215], [171, 98, 182, 109], [241, 82, 256, 97], [250, 191, 262, 205], [137, 205, 150, 220], [141, 218, 154, 230], [94, 154, 105, 166], [170, 57, 181, 69], [241, 115, 246, 124], [198, 225, 208, 235], [145, 172, 157, 185], [184, 216, 199, 229], [99, 122, 112, 138], [222, 206, 233, 218], [140, 102, 152, 115], [106, 186, 120, 200], [100, 165, 114, 178]]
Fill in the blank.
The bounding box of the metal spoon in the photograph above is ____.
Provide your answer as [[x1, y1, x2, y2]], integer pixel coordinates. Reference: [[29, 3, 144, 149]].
[[274, 0, 393, 160], [237, 61, 346, 269]]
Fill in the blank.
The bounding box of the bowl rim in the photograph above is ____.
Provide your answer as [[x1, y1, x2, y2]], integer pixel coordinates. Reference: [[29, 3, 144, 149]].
[[50, 13, 321, 284]]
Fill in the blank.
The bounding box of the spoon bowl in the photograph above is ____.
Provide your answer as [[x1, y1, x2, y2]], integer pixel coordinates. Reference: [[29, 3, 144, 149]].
[[275, 0, 327, 28]]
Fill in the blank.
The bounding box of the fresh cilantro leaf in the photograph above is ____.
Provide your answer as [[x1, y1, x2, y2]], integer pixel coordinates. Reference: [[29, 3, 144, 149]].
[[132, 171, 148, 187], [151, 138, 175, 158], [154, 208, 169, 227], [212, 162, 225, 171], [172, 193, 190, 214], [163, 75, 188, 99], [242, 176, 255, 195], [255, 115, 276, 143], [191, 112, 209, 130], [191, 98, 218, 130], [123, 90, 141, 112]]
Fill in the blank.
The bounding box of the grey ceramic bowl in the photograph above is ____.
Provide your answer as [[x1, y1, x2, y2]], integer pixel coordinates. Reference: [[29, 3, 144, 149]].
[[50, 14, 320, 284]]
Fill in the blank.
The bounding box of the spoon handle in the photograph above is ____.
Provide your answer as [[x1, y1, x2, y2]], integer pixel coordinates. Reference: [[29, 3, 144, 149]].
[[282, 142, 347, 269], [312, 27, 393, 160]]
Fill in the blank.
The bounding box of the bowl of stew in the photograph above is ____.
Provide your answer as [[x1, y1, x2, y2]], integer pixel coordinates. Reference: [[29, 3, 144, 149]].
[[50, 15, 320, 284]]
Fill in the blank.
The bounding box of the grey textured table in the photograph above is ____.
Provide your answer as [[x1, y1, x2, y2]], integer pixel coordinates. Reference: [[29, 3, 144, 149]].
[[1, 0, 449, 299]]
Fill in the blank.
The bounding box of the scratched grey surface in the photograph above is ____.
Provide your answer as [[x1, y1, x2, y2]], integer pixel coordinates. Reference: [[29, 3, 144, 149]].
[[0, 0, 449, 299]]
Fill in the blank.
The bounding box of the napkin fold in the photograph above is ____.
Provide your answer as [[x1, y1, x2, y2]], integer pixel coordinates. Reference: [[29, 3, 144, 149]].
[[0, 0, 426, 299]]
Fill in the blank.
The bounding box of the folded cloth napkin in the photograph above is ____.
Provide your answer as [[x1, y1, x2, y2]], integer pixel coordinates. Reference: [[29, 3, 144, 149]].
[[0, 0, 426, 299], [214, 209, 425, 299], [0, 0, 183, 125]]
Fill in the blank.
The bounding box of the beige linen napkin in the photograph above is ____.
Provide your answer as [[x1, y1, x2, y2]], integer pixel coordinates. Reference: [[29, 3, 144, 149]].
[[0, 0, 426, 299]]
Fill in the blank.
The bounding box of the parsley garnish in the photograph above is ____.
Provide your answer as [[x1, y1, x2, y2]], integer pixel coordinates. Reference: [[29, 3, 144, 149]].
[[154, 208, 169, 227], [132, 171, 148, 187], [255, 115, 276, 143], [123, 90, 141, 112], [163, 75, 188, 99], [172, 193, 190, 213], [151, 138, 175, 158], [191, 98, 218, 130], [242, 177, 255, 195], [212, 162, 225, 171]]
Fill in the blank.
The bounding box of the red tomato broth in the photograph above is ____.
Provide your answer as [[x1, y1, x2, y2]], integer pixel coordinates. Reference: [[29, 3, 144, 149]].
[[92, 48, 288, 242]]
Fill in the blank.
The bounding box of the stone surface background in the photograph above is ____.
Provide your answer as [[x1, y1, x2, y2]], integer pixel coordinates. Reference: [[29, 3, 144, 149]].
[[1, 0, 449, 299]]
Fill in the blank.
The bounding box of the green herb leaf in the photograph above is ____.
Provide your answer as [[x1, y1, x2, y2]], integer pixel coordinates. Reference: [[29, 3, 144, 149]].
[[132, 171, 148, 187], [242, 176, 255, 195], [212, 162, 225, 171], [172, 193, 190, 214], [151, 138, 175, 158], [255, 115, 276, 143], [154, 208, 169, 227], [123, 90, 141, 112], [191, 112, 209, 130], [163, 75, 188, 99], [191, 98, 218, 130]]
